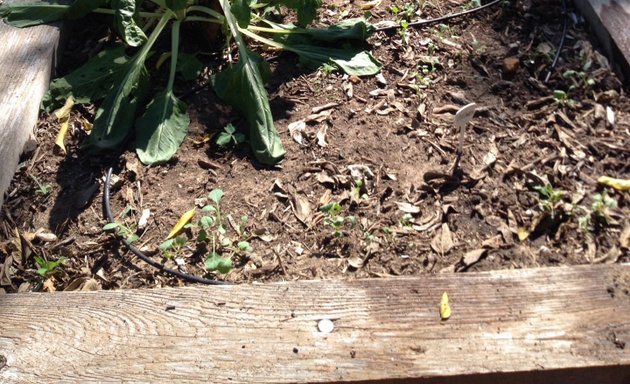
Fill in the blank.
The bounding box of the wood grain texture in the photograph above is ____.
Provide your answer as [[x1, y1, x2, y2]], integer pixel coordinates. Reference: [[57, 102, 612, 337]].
[[0, 264, 628, 383], [573, 0, 630, 79], [0, 4, 60, 208]]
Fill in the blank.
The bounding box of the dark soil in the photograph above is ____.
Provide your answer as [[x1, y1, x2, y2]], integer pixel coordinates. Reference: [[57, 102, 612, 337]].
[[1, 0, 628, 292]]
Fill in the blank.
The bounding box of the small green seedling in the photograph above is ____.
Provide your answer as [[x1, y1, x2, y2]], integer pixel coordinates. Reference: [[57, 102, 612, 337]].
[[553, 90, 575, 108], [400, 213, 413, 227], [103, 222, 140, 244], [320, 62, 338, 76], [563, 59, 595, 89], [534, 184, 565, 218], [320, 201, 356, 238], [158, 235, 188, 259], [195, 189, 250, 274], [29, 174, 51, 195], [34, 255, 66, 278], [216, 124, 246, 147], [204, 251, 233, 274], [591, 191, 617, 221]]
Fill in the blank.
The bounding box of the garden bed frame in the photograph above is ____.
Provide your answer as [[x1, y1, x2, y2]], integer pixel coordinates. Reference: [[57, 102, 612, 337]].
[[1, 2, 629, 383], [1, 264, 629, 383]]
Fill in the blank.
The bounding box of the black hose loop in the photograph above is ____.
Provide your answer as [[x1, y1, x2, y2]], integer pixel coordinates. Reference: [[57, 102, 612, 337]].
[[104, 167, 231, 285]]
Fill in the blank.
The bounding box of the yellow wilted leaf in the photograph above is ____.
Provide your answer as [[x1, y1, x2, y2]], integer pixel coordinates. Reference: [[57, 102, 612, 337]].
[[166, 208, 196, 240], [360, 0, 381, 10], [517, 227, 529, 241], [54, 96, 75, 154], [598, 176, 630, 192], [439, 292, 451, 320], [79, 117, 93, 132], [55, 119, 70, 155], [53, 95, 74, 120], [192, 133, 213, 145]]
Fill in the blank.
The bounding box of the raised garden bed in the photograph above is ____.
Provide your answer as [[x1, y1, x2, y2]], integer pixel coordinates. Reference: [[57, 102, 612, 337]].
[[0, 0, 629, 381], [0, 0, 628, 291]]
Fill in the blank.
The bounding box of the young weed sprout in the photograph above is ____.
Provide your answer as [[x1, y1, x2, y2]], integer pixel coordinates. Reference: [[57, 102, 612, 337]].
[[34, 255, 66, 278], [320, 201, 356, 238], [534, 184, 565, 219]]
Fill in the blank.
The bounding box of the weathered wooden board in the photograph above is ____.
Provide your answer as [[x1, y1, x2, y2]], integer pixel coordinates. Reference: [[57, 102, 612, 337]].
[[0, 6, 60, 208], [0, 264, 628, 383], [573, 0, 630, 79]]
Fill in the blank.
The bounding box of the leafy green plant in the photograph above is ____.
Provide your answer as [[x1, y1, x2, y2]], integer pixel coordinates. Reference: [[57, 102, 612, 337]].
[[400, 213, 413, 227], [553, 90, 575, 109], [320, 201, 356, 238], [103, 221, 140, 244], [34, 255, 66, 278], [591, 191, 617, 221], [534, 184, 565, 218], [216, 123, 246, 147], [158, 235, 189, 259], [1, 0, 382, 166], [29, 174, 52, 195], [563, 59, 595, 90], [177, 189, 252, 274]]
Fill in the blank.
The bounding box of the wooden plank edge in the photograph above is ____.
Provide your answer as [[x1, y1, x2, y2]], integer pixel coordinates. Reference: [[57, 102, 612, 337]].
[[0, 264, 628, 383], [0, 5, 61, 208], [573, 0, 630, 81]]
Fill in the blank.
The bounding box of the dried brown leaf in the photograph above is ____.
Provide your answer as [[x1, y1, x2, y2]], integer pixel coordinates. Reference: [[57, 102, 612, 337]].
[[460, 248, 487, 268], [395, 202, 421, 214], [292, 194, 312, 226], [431, 223, 454, 255]]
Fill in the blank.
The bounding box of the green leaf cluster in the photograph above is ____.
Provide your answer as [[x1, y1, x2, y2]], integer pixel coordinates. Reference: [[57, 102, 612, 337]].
[[34, 255, 66, 278], [1, 0, 382, 165]]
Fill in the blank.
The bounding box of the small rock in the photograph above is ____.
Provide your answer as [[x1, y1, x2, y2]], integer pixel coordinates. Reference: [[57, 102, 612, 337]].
[[502, 57, 520, 75]]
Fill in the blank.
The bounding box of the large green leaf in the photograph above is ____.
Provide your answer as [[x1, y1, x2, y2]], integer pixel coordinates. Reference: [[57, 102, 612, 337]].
[[112, 0, 147, 47], [231, 0, 251, 28], [212, 51, 285, 164], [83, 12, 173, 151], [283, 42, 382, 76], [135, 90, 190, 164], [215, 0, 284, 165], [83, 58, 150, 151], [269, 0, 320, 26], [272, 18, 375, 41], [42, 46, 130, 112], [0, 3, 69, 27]]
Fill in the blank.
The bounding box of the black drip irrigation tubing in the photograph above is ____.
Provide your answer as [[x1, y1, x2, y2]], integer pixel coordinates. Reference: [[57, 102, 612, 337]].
[[374, 0, 503, 31], [104, 167, 231, 285], [544, 0, 569, 83]]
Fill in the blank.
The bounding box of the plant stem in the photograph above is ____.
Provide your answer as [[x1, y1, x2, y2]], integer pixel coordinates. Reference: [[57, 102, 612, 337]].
[[137, 12, 174, 61], [187, 5, 224, 20], [247, 25, 296, 34], [167, 21, 181, 91], [92, 8, 163, 18], [218, 0, 252, 59], [239, 28, 285, 50], [183, 16, 223, 25]]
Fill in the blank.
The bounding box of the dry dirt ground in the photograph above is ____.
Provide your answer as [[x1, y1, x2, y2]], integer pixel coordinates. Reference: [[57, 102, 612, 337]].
[[1, 0, 629, 292]]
